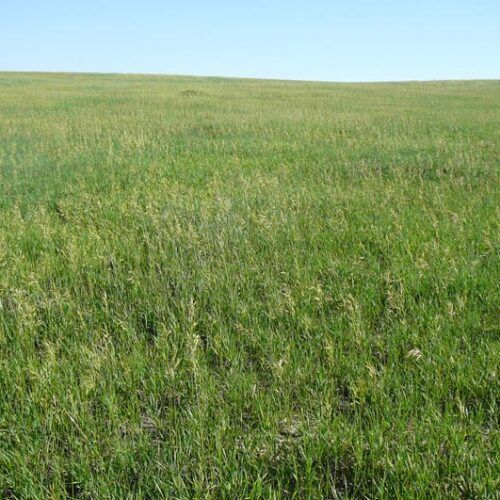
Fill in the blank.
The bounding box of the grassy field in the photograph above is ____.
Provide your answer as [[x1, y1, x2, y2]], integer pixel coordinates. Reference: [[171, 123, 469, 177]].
[[0, 73, 498, 498]]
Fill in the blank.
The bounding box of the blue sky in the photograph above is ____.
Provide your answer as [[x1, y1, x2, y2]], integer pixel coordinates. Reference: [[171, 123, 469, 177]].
[[1, 0, 498, 81]]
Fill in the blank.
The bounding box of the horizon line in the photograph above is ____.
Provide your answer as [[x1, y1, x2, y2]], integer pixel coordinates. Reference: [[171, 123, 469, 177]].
[[1, 69, 499, 85]]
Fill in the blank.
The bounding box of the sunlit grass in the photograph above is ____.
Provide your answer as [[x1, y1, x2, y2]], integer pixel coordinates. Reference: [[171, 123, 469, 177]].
[[0, 73, 498, 497]]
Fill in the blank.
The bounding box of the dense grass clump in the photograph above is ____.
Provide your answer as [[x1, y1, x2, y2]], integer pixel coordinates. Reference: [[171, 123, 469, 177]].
[[0, 73, 498, 497]]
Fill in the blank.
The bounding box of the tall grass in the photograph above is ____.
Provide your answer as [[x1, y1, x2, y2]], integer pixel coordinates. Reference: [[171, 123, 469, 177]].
[[0, 73, 498, 497]]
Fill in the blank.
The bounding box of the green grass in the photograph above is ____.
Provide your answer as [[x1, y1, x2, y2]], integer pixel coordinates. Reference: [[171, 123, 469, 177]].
[[0, 72, 498, 498]]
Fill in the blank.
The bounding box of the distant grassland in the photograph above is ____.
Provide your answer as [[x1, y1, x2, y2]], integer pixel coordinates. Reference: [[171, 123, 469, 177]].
[[0, 73, 498, 498]]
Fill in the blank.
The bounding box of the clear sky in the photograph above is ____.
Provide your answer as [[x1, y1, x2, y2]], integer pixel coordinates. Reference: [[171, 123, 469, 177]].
[[1, 0, 498, 82]]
